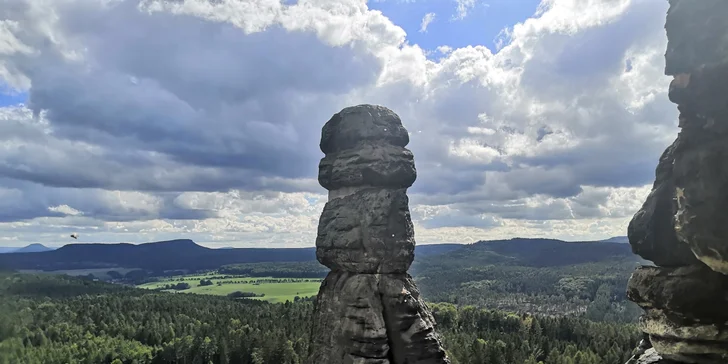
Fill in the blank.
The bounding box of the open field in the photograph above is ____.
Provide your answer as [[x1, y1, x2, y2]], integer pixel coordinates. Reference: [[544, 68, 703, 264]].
[[137, 274, 322, 303], [18, 268, 139, 280]]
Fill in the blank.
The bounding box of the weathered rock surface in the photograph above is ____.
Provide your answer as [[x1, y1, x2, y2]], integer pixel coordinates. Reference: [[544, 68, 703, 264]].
[[625, 1, 728, 363], [627, 348, 680, 364], [316, 188, 415, 274], [664, 0, 728, 76], [307, 105, 449, 364], [664, 0, 728, 275], [627, 266, 728, 323], [627, 266, 728, 363], [320, 105, 410, 154], [318, 144, 416, 192], [379, 274, 449, 363], [627, 138, 699, 266], [308, 272, 390, 364]]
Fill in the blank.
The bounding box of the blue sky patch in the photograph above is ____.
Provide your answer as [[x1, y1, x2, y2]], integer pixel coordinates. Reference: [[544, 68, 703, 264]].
[[369, 0, 542, 54], [0, 83, 27, 107]]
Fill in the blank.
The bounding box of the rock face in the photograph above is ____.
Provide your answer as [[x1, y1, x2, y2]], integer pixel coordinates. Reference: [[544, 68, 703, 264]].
[[307, 105, 450, 364], [626, 1, 728, 363], [627, 139, 698, 267]]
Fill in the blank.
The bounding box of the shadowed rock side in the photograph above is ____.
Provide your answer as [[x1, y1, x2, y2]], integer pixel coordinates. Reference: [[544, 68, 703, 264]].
[[625, 1, 728, 363], [307, 105, 450, 364], [627, 138, 698, 267]]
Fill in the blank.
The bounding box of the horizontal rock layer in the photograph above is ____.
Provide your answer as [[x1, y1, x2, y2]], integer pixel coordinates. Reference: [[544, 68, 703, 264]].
[[650, 338, 728, 364], [318, 143, 416, 191], [627, 266, 728, 363], [316, 188, 415, 274], [320, 105, 410, 154], [627, 348, 680, 364], [627, 265, 728, 321]]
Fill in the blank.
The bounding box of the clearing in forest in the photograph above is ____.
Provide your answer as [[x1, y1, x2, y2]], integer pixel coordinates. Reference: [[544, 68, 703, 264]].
[[137, 274, 322, 303]]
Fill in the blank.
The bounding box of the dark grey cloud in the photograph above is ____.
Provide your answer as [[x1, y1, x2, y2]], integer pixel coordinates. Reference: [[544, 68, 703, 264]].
[[0, 177, 217, 223], [3, 0, 379, 194], [0, 126, 321, 193]]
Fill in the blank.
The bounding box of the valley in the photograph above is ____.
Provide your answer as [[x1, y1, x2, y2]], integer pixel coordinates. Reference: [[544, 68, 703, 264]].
[[0, 238, 643, 320], [0, 237, 645, 363], [0, 271, 641, 364]]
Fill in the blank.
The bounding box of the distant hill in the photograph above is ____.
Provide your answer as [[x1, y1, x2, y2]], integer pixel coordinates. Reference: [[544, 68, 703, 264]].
[[600, 236, 629, 244], [13, 244, 55, 253], [410, 237, 639, 275], [0, 239, 462, 272], [211, 244, 460, 254], [409, 238, 642, 318], [459, 238, 636, 267], [0, 239, 313, 272], [0, 237, 636, 273], [0, 244, 55, 254], [413, 243, 462, 257]]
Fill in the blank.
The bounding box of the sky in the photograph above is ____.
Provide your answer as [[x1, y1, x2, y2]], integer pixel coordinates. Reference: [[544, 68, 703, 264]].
[[0, 0, 677, 248]]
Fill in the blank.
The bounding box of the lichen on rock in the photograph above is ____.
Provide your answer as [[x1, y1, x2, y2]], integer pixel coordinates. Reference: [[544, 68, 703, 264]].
[[307, 105, 450, 364]]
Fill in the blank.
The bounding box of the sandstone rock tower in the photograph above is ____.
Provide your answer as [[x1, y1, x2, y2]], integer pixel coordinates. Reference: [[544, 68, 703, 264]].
[[307, 105, 450, 364], [625, 1, 728, 363]]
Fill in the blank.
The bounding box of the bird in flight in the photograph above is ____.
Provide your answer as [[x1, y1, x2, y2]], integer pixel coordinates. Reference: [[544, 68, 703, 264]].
[[70, 233, 79, 240]]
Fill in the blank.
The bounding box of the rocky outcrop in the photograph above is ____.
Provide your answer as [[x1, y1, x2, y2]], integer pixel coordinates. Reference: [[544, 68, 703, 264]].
[[627, 348, 679, 364], [626, 1, 728, 363], [627, 266, 728, 363], [307, 105, 450, 364], [627, 138, 698, 267]]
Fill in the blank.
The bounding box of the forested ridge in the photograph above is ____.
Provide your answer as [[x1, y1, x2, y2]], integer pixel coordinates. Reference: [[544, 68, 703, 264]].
[[0, 272, 640, 364], [409, 239, 643, 322], [413, 259, 643, 322], [0, 240, 316, 272], [0, 240, 462, 273]]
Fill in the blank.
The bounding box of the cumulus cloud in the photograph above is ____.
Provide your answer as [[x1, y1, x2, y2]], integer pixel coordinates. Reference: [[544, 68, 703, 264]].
[[0, 0, 676, 247]]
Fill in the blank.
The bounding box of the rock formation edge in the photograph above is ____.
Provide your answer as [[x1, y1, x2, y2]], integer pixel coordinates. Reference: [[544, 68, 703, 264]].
[[625, 1, 728, 363], [307, 105, 450, 364]]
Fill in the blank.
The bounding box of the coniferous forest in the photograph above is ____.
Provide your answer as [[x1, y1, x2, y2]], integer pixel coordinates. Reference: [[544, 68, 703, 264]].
[[0, 272, 641, 364]]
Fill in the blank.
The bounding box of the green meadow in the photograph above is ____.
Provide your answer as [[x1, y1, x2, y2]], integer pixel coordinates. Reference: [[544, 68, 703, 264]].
[[137, 274, 322, 303]]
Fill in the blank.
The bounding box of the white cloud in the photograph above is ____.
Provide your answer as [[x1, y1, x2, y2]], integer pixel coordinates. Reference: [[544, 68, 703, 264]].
[[419, 12, 436, 33], [453, 0, 478, 20], [437, 45, 453, 55], [48, 204, 83, 216], [0, 0, 676, 247]]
